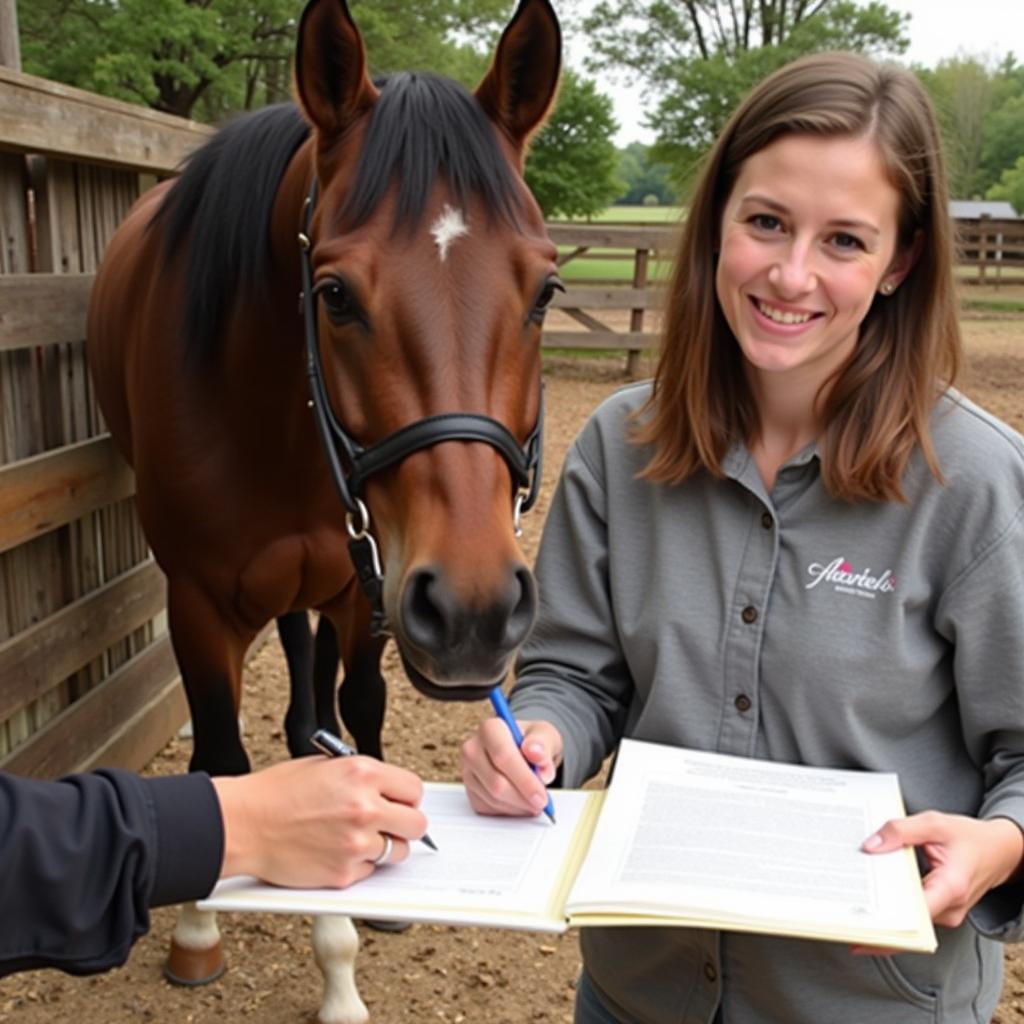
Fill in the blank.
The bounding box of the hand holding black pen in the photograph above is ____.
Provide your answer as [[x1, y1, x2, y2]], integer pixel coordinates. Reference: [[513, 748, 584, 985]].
[[310, 729, 439, 852]]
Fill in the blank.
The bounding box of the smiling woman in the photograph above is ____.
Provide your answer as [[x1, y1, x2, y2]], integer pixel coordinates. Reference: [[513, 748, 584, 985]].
[[458, 50, 1024, 1024]]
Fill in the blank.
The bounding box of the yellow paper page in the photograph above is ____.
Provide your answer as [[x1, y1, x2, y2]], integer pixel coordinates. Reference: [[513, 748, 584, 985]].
[[203, 783, 600, 932], [565, 740, 936, 953]]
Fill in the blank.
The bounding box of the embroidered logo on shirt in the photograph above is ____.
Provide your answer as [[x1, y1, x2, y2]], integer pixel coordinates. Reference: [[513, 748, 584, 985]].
[[805, 558, 896, 599]]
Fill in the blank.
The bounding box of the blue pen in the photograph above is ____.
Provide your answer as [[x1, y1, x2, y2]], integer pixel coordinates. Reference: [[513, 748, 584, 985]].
[[310, 729, 438, 851], [489, 687, 556, 824]]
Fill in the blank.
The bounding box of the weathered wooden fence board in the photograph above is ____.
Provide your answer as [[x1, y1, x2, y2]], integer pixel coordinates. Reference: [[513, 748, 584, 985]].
[[0, 635, 180, 777], [0, 63, 184, 772], [0, 560, 164, 723], [0, 274, 89, 349], [0, 65, 210, 173], [0, 435, 134, 554]]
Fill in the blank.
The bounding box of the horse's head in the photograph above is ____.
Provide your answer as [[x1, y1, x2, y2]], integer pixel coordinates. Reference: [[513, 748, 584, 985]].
[[294, 0, 562, 701]]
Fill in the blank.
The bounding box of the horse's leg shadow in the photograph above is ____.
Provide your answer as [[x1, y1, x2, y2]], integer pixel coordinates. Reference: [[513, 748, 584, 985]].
[[163, 577, 252, 987]]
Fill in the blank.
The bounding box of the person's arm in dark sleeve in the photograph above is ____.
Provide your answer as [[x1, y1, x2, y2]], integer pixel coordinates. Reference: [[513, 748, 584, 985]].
[[0, 769, 223, 978]]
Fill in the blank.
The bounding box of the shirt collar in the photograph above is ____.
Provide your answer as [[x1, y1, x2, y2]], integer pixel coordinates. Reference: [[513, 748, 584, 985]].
[[723, 438, 821, 501]]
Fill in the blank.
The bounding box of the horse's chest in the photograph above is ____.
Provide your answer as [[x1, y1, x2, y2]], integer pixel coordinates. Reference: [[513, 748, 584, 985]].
[[234, 530, 352, 627]]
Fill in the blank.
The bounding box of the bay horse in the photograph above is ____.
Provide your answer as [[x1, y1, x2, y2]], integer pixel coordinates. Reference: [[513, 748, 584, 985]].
[[86, 0, 561, 1017]]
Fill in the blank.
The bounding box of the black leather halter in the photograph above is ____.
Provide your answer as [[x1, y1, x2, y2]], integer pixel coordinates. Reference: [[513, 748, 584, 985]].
[[299, 179, 543, 634]]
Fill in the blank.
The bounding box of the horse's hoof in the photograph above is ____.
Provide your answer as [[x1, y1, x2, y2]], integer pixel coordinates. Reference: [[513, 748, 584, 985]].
[[164, 938, 226, 986], [359, 918, 412, 933]]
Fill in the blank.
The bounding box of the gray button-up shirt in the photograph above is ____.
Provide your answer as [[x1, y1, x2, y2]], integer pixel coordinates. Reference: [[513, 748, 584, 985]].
[[511, 381, 1024, 1024]]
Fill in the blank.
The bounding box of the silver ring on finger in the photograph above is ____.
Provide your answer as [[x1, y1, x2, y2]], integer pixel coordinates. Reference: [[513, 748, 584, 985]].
[[372, 833, 394, 866]]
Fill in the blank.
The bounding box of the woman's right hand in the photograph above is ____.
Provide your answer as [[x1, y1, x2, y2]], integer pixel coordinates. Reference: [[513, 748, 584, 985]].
[[460, 717, 564, 817]]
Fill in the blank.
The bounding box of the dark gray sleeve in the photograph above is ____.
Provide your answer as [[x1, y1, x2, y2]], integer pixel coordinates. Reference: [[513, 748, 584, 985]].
[[935, 505, 1024, 942], [0, 769, 223, 977], [510, 438, 634, 787]]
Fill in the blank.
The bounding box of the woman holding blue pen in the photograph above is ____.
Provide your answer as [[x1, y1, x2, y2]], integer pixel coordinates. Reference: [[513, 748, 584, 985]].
[[461, 51, 1024, 1024]]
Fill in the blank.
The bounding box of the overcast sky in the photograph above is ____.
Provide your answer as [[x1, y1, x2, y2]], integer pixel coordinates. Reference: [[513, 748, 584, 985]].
[[564, 0, 1024, 146]]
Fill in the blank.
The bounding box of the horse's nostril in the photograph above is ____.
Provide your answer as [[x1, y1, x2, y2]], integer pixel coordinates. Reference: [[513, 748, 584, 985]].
[[401, 567, 450, 652], [503, 565, 538, 649]]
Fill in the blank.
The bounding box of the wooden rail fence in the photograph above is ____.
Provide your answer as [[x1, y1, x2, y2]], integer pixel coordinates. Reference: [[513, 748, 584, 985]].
[[956, 216, 1024, 286], [0, 64, 211, 778]]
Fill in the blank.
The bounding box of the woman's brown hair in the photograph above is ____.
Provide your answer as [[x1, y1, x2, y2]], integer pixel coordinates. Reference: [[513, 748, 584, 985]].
[[634, 51, 961, 502]]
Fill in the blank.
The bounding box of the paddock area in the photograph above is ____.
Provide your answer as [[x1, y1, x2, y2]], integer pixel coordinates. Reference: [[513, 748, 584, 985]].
[[2, 326, 1024, 1023]]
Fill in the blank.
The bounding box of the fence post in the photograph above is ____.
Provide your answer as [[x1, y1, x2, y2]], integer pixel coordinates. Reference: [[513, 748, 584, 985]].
[[978, 213, 989, 286], [0, 0, 20, 71], [627, 247, 649, 378]]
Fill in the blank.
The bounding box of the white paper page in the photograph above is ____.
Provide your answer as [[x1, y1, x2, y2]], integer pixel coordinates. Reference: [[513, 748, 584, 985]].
[[203, 783, 592, 931], [567, 740, 919, 932]]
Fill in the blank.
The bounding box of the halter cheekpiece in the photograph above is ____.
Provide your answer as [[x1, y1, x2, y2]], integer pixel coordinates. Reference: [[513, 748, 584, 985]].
[[299, 178, 543, 635]]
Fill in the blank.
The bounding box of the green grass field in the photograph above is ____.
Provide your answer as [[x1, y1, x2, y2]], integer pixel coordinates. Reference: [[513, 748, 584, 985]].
[[592, 205, 686, 224], [559, 258, 674, 284]]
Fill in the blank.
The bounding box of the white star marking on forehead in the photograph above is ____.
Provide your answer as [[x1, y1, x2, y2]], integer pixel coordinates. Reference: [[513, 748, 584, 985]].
[[430, 205, 469, 262]]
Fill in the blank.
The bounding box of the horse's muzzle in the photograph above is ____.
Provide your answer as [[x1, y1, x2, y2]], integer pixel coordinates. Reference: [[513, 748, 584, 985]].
[[394, 563, 537, 701]]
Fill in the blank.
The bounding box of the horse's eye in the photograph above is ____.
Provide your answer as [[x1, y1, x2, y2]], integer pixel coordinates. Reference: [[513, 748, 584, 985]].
[[317, 280, 364, 327], [529, 277, 564, 325]]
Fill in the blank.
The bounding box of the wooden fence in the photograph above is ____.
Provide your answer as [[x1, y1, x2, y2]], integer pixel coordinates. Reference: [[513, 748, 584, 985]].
[[546, 222, 676, 376], [0, 65, 211, 778], [956, 217, 1024, 285]]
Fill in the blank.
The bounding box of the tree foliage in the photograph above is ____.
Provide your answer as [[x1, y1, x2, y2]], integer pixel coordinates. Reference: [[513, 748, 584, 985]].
[[616, 142, 676, 205], [525, 70, 622, 219], [916, 56, 1024, 199], [18, 0, 512, 120], [987, 155, 1024, 213], [581, 1, 908, 181]]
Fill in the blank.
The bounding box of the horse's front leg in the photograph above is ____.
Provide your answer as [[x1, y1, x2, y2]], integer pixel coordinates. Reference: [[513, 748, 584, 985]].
[[279, 610, 340, 756], [329, 596, 387, 760], [312, 916, 369, 1024], [164, 576, 252, 986]]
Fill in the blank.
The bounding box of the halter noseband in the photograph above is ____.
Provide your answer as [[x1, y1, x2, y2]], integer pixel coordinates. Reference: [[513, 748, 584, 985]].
[[299, 179, 543, 635]]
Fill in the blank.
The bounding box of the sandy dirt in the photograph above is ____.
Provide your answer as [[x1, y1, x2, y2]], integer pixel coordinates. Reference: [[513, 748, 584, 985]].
[[2, 325, 1024, 1024]]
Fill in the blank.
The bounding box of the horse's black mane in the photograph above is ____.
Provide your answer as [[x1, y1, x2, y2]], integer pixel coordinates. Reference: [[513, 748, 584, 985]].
[[151, 73, 523, 362], [151, 103, 310, 362]]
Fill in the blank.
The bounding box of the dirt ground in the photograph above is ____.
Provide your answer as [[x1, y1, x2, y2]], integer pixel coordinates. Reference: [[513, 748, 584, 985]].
[[3, 324, 1024, 1024]]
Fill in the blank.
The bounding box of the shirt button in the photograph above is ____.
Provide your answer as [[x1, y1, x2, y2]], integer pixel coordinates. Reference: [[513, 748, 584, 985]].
[[741, 605, 758, 624], [761, 511, 773, 529], [704, 961, 718, 982], [735, 694, 752, 712]]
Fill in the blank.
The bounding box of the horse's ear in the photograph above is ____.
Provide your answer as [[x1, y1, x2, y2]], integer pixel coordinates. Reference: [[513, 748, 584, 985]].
[[474, 0, 561, 153], [294, 0, 379, 140]]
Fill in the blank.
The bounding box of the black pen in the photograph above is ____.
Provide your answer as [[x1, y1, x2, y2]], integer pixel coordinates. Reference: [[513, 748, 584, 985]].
[[310, 728, 439, 851]]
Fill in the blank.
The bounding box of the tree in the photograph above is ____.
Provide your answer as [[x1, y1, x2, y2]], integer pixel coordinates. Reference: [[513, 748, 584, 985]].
[[917, 58, 997, 199], [616, 142, 676, 205], [18, 0, 512, 121], [524, 70, 622, 219], [981, 95, 1024, 196], [580, 1, 908, 181], [916, 55, 1024, 199], [987, 155, 1024, 214]]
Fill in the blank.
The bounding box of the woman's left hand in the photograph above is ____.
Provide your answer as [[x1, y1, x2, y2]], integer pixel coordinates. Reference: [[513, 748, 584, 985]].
[[851, 812, 1024, 954]]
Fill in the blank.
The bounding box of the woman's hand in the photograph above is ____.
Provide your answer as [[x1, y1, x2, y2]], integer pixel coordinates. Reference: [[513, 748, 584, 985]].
[[212, 755, 428, 889], [460, 716, 564, 817], [853, 811, 1024, 954]]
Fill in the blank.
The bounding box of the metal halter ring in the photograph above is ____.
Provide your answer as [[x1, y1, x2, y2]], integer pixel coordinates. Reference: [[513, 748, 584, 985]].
[[372, 833, 394, 866], [513, 489, 528, 538], [345, 497, 372, 540]]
